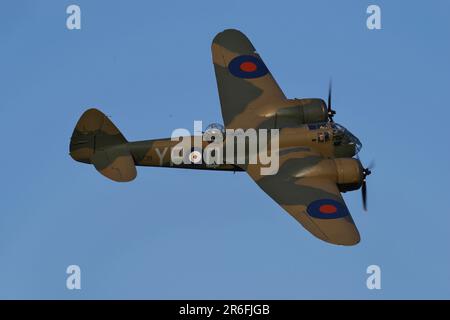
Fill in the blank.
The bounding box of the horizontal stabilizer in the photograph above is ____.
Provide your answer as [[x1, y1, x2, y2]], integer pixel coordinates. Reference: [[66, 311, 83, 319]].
[[91, 145, 136, 182]]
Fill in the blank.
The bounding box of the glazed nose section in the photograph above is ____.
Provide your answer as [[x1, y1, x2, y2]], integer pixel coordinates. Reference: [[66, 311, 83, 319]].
[[332, 123, 362, 158], [347, 132, 362, 154]]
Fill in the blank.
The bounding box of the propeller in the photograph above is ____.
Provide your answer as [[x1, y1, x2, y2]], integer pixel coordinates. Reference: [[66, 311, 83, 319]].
[[361, 161, 374, 211], [327, 79, 336, 122]]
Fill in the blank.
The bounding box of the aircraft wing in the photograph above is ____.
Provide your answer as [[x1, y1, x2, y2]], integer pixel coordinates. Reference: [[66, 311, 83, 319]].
[[245, 147, 360, 246], [212, 29, 286, 129]]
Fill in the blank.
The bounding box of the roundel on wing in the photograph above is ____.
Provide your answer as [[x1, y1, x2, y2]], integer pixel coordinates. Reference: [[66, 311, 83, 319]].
[[228, 55, 269, 79], [306, 199, 349, 219]]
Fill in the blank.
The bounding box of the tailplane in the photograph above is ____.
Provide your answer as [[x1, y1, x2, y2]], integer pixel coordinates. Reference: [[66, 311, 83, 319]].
[[69, 108, 136, 182]]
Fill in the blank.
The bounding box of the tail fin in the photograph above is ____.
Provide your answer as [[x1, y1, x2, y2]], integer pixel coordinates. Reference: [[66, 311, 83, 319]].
[[69, 108, 137, 182]]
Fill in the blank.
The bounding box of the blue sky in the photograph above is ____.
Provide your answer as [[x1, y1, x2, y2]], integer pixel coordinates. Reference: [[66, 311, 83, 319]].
[[0, 0, 449, 299]]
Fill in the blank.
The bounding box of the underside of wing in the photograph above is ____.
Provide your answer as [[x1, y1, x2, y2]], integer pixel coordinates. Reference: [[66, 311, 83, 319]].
[[245, 147, 360, 246], [212, 29, 286, 129]]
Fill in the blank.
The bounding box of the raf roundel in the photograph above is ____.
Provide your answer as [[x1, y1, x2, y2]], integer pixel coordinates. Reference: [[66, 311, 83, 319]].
[[189, 150, 202, 164], [228, 55, 269, 79], [306, 199, 349, 219]]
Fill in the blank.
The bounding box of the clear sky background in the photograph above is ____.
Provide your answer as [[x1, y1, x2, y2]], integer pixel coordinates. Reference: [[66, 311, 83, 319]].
[[0, 0, 449, 299]]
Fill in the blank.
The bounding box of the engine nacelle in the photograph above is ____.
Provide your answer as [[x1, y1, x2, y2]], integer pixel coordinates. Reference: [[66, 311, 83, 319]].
[[334, 158, 364, 191], [296, 158, 363, 192], [274, 98, 328, 127]]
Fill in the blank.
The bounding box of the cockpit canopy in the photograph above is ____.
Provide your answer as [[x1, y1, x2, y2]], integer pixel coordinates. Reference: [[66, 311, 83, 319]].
[[308, 122, 362, 155], [331, 122, 362, 154], [204, 123, 225, 142], [205, 123, 225, 133]]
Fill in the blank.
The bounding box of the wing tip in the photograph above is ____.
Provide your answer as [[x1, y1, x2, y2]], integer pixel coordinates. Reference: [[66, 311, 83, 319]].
[[212, 29, 255, 53], [321, 229, 361, 246]]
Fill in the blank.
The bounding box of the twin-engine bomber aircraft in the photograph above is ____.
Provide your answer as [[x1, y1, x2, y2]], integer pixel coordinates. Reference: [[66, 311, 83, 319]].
[[70, 29, 372, 246]]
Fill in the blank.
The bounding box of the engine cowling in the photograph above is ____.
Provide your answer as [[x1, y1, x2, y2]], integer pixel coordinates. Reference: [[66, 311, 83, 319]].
[[296, 158, 364, 192], [274, 98, 328, 128], [334, 158, 364, 191]]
